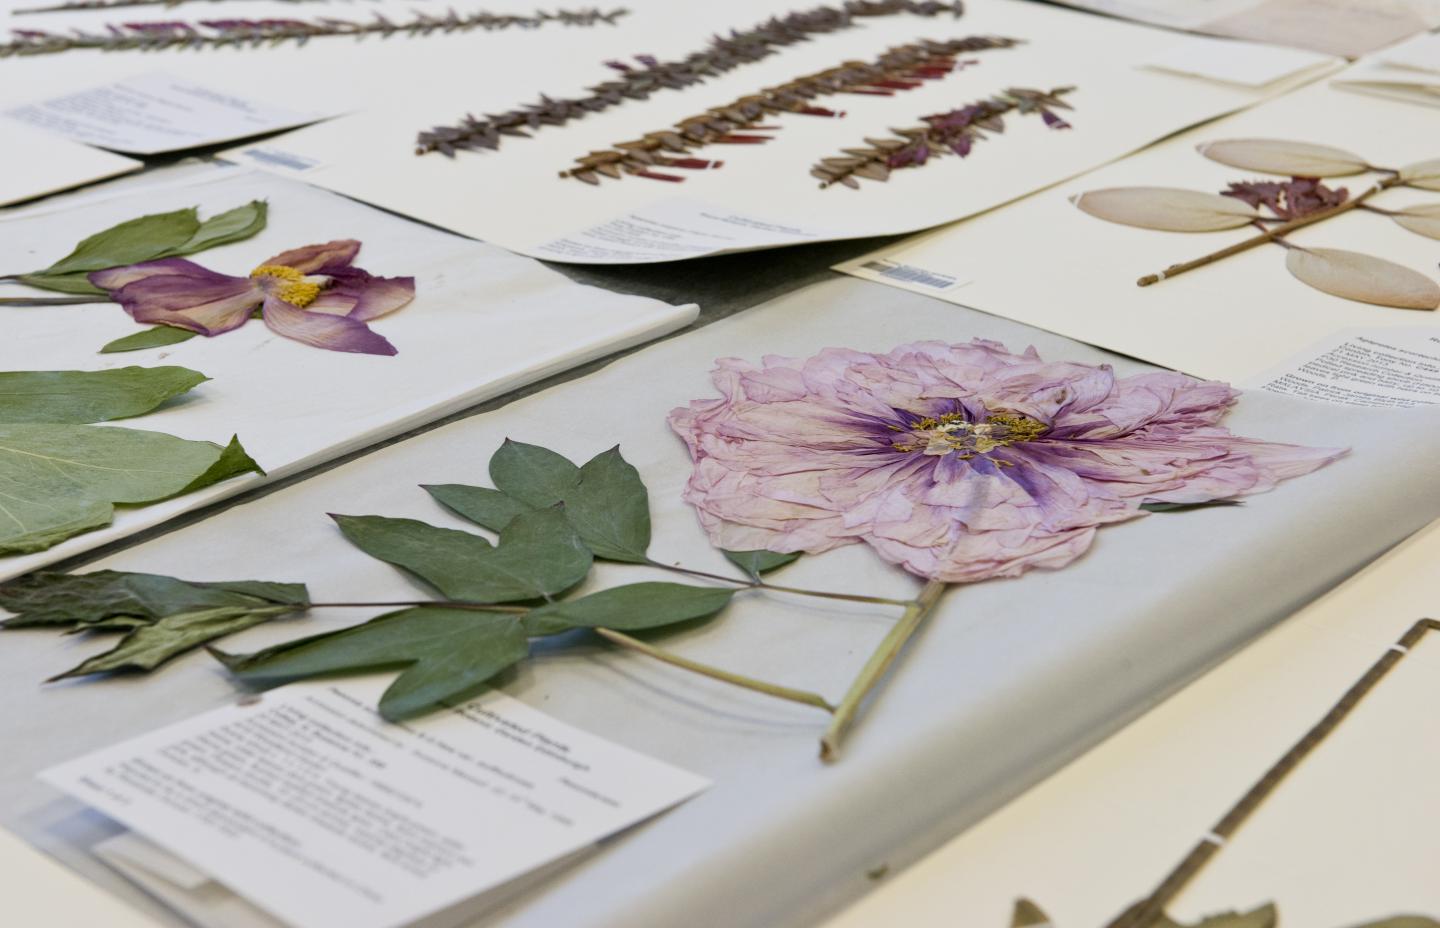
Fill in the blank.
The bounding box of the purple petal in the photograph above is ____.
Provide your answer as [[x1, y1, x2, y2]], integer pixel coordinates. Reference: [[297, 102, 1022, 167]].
[[308, 267, 416, 321], [261, 239, 361, 274], [95, 261, 260, 336], [261, 296, 397, 355]]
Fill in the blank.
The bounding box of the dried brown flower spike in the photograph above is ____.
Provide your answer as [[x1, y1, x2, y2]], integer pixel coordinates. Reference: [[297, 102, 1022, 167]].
[[812, 86, 1075, 189], [560, 35, 1023, 185], [415, 0, 967, 156]]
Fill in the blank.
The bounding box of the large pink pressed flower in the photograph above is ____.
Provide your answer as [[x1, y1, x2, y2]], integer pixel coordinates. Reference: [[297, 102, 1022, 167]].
[[668, 340, 1344, 583], [89, 239, 414, 355]]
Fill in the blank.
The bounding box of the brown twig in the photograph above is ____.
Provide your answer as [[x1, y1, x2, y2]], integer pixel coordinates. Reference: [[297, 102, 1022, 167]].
[[1136, 174, 1406, 287]]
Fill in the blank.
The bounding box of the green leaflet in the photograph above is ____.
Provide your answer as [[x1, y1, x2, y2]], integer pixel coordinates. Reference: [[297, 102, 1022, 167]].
[[100, 326, 199, 354], [333, 507, 592, 603], [435, 442, 653, 563], [178, 435, 263, 495], [0, 366, 207, 423], [1010, 898, 1052, 927], [723, 549, 801, 579], [489, 438, 581, 507], [217, 607, 530, 721], [51, 604, 294, 680], [162, 201, 267, 257], [424, 483, 533, 532], [1343, 920, 1440, 928], [0, 568, 307, 628], [1141, 499, 1244, 513], [0, 422, 257, 555], [525, 582, 734, 635], [15, 201, 268, 295], [41, 208, 200, 277]]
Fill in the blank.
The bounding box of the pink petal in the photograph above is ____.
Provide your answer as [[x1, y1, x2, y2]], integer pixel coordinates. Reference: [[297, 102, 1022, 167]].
[[90, 257, 231, 291], [103, 266, 260, 336], [261, 295, 397, 355], [262, 239, 361, 274], [322, 267, 416, 321]]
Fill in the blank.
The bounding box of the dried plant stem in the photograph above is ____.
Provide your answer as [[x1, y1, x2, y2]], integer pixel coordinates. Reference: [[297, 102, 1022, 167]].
[[645, 559, 914, 607], [308, 600, 528, 613], [1136, 174, 1405, 287], [594, 626, 836, 712], [0, 6, 625, 57], [560, 36, 1021, 185], [1105, 618, 1440, 928], [18, 0, 363, 13], [820, 578, 947, 761], [0, 295, 110, 306]]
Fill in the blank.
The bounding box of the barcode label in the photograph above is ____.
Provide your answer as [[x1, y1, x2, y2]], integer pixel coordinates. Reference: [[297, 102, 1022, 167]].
[[860, 260, 958, 290], [241, 148, 321, 171]]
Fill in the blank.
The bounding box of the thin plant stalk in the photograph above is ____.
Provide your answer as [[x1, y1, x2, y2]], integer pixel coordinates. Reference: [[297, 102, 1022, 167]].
[[0, 296, 111, 306], [645, 558, 914, 607], [1137, 174, 1405, 286], [595, 626, 835, 712], [820, 578, 948, 761]]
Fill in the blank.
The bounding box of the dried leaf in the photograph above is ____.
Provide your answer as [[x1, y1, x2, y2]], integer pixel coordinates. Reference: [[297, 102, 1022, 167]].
[[488, 438, 580, 507], [0, 366, 206, 423], [100, 325, 200, 354], [1389, 203, 1440, 240], [424, 483, 533, 532], [561, 446, 651, 563], [524, 582, 734, 635], [50, 604, 292, 680], [1197, 139, 1369, 177], [1342, 919, 1440, 928], [1011, 898, 1053, 927], [40, 208, 200, 276], [1398, 157, 1440, 190], [0, 569, 307, 629], [1073, 187, 1262, 232], [722, 549, 801, 579], [1285, 247, 1440, 310]]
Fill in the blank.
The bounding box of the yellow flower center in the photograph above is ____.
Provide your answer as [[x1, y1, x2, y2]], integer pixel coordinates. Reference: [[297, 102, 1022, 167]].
[[250, 264, 321, 308], [894, 412, 1046, 460]]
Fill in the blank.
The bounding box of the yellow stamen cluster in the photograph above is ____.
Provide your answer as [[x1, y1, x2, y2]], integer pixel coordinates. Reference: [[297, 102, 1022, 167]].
[[250, 264, 321, 308], [894, 412, 1046, 459]]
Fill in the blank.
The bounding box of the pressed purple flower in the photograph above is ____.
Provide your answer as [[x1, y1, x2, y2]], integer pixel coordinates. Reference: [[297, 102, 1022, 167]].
[[89, 239, 414, 356], [668, 340, 1345, 583]]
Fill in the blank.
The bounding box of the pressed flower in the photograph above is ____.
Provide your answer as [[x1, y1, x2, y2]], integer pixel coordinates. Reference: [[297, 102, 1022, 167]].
[[89, 239, 414, 356], [668, 339, 1345, 583]]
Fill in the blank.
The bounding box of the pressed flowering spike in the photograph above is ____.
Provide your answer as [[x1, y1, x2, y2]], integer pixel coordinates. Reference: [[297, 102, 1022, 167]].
[[560, 33, 1021, 184]]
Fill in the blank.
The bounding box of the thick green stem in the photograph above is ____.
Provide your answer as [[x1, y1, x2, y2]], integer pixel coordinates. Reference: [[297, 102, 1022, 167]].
[[820, 578, 948, 762], [645, 559, 913, 607], [594, 626, 835, 712]]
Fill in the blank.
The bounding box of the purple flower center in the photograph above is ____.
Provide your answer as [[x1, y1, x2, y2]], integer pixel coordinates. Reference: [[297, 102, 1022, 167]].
[[892, 412, 1046, 459]]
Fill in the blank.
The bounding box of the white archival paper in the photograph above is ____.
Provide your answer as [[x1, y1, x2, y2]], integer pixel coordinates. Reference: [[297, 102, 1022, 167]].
[[0, 119, 140, 206], [1137, 34, 1336, 87], [1332, 32, 1440, 109], [5, 72, 327, 156], [1245, 327, 1440, 407], [824, 517, 1440, 928], [224, 0, 1338, 264], [43, 678, 709, 928], [0, 167, 697, 582], [840, 74, 1440, 383]]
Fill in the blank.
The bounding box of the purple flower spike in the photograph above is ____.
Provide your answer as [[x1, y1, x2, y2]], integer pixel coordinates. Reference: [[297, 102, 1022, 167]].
[[88, 239, 414, 356], [668, 340, 1344, 583]]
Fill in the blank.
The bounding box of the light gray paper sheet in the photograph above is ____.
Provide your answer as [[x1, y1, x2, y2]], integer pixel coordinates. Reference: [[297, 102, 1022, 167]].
[[5, 278, 1440, 928]]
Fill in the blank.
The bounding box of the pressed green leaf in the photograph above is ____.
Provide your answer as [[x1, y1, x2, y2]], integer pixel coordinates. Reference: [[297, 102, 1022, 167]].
[[15, 271, 106, 296], [0, 366, 207, 423], [100, 326, 199, 354], [562, 446, 651, 562], [1010, 898, 1052, 927], [723, 549, 802, 579], [42, 208, 201, 276], [50, 604, 294, 680], [524, 582, 733, 635], [0, 423, 254, 555], [333, 507, 592, 603], [1343, 918, 1440, 928], [163, 200, 267, 257], [0, 569, 307, 629], [1157, 904, 1279, 928], [1140, 499, 1243, 513], [488, 439, 581, 507], [177, 435, 264, 495], [217, 607, 530, 720], [423, 483, 535, 532]]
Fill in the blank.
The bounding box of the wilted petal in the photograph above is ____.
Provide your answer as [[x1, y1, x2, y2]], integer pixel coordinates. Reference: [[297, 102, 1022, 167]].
[[90, 257, 235, 291], [308, 266, 416, 321], [261, 296, 397, 355], [262, 239, 361, 274], [97, 263, 260, 336]]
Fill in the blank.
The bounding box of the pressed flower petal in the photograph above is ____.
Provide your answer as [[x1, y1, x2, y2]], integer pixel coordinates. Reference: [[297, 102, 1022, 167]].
[[311, 267, 417, 321], [261, 239, 361, 274], [109, 271, 260, 336], [261, 296, 397, 355], [90, 257, 238, 291]]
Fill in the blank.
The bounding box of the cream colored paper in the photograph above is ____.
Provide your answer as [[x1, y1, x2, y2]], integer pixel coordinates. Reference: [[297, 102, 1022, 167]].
[[840, 74, 1440, 383], [0, 166, 696, 581], [0, 826, 160, 927], [221, 0, 1338, 263], [1333, 32, 1440, 108], [823, 517, 1440, 928], [0, 119, 139, 206]]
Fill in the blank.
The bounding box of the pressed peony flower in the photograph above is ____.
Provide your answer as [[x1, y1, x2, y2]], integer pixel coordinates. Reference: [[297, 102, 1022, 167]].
[[88, 240, 414, 356], [668, 340, 1345, 583]]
